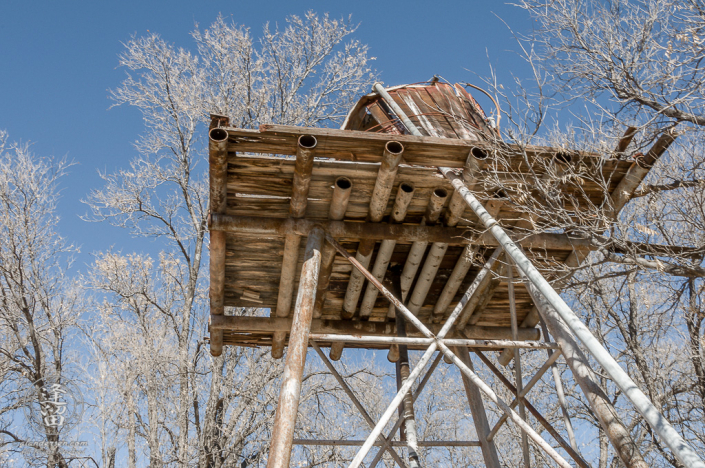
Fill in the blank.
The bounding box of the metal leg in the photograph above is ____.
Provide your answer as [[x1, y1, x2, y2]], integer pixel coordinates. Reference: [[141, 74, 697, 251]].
[[267, 227, 324, 468], [508, 260, 530, 468], [310, 341, 409, 468], [454, 346, 500, 468], [540, 320, 579, 453], [441, 166, 703, 468]]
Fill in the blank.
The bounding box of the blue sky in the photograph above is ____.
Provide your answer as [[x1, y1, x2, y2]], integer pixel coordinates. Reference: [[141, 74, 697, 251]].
[[0, 1, 535, 269]]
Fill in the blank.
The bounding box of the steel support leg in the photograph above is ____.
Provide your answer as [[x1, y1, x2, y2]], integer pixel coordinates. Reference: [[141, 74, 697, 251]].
[[267, 227, 324, 468], [454, 346, 500, 468], [441, 166, 705, 468]]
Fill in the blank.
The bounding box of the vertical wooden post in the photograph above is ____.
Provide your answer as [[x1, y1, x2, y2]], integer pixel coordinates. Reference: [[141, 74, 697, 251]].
[[267, 227, 324, 468], [454, 347, 500, 468]]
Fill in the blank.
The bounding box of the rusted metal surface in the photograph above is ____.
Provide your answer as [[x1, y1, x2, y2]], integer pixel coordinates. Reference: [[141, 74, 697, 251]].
[[266, 227, 323, 468], [314, 176, 353, 318], [431, 244, 479, 322], [359, 183, 415, 319], [272, 233, 302, 358], [289, 135, 317, 218], [446, 151, 484, 227], [341, 141, 404, 320], [400, 188, 449, 301], [474, 351, 592, 468]]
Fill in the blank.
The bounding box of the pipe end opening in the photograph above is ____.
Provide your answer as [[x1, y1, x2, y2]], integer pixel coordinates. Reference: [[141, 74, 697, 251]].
[[493, 189, 508, 199], [400, 182, 414, 193], [335, 177, 352, 190], [471, 147, 489, 160], [554, 152, 573, 164], [298, 135, 318, 149], [433, 187, 448, 199], [209, 128, 228, 142], [386, 141, 404, 155]]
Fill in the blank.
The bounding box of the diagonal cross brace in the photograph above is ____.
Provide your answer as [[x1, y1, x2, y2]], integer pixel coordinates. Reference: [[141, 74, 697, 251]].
[[326, 235, 575, 468], [310, 341, 410, 468]]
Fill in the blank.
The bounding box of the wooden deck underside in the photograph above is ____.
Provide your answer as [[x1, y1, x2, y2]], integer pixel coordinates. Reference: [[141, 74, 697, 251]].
[[213, 124, 634, 349]]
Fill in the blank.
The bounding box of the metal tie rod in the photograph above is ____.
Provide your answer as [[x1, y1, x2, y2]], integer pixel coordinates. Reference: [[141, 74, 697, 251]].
[[441, 167, 705, 468]]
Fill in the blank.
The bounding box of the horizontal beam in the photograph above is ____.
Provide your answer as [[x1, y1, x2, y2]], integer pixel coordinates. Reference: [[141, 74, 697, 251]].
[[309, 333, 558, 349], [210, 315, 541, 341], [209, 214, 593, 251], [292, 439, 481, 447]]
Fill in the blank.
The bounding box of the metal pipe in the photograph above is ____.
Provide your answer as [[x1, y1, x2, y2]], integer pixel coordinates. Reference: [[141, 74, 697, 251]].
[[272, 134, 318, 358], [455, 346, 501, 468], [368, 354, 443, 468], [432, 245, 479, 322], [208, 127, 229, 356], [455, 250, 502, 329], [311, 336, 558, 349], [310, 341, 409, 468], [540, 319, 579, 453], [292, 439, 481, 447], [289, 135, 317, 218], [441, 166, 704, 468], [524, 278, 648, 468], [487, 348, 562, 441], [327, 235, 573, 468], [267, 227, 324, 468], [369, 141, 404, 223], [314, 177, 353, 318], [342, 142, 404, 319], [475, 351, 592, 468], [373, 83, 424, 137], [358, 183, 415, 319], [395, 310, 421, 468], [407, 241, 448, 315], [400, 188, 448, 301], [446, 149, 486, 227], [508, 260, 531, 468], [210, 213, 595, 251], [272, 233, 301, 358]]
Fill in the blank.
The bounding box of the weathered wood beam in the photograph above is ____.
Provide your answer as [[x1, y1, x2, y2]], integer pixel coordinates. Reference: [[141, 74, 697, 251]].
[[210, 214, 593, 251], [208, 122, 229, 357], [210, 315, 541, 342]]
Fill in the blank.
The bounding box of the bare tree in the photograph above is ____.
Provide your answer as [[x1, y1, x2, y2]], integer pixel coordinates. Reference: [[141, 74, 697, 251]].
[[0, 132, 83, 467], [84, 13, 377, 467]]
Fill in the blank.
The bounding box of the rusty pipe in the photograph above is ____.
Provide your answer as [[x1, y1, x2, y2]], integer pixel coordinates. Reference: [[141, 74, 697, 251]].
[[369, 141, 404, 222], [432, 245, 480, 322], [266, 227, 324, 468], [399, 188, 448, 303], [289, 135, 317, 218], [446, 149, 486, 227], [358, 183, 415, 319], [314, 177, 353, 317]]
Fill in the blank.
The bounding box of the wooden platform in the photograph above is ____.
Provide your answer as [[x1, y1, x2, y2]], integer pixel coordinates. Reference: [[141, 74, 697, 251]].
[[208, 122, 635, 351]]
